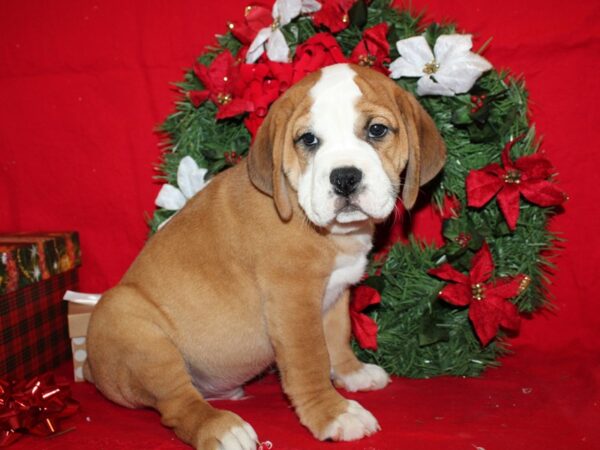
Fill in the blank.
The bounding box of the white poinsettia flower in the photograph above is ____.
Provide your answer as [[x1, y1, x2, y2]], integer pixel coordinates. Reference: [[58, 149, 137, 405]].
[[389, 34, 492, 96], [246, 0, 321, 63], [155, 156, 209, 211]]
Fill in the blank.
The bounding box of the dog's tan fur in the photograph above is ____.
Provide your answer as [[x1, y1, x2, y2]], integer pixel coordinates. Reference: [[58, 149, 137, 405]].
[[85, 64, 445, 449]]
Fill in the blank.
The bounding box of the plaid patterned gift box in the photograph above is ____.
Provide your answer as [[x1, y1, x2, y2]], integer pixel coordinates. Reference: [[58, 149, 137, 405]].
[[0, 232, 81, 380]]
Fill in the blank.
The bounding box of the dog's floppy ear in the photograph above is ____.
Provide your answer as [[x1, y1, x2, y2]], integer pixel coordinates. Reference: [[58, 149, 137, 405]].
[[396, 89, 446, 209], [247, 98, 293, 221]]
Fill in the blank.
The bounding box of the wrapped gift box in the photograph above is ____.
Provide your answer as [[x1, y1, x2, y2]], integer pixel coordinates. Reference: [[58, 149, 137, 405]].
[[0, 232, 81, 380]]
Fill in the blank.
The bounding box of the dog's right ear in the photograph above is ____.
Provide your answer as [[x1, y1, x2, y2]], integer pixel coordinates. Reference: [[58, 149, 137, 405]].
[[247, 98, 293, 222], [395, 89, 446, 210]]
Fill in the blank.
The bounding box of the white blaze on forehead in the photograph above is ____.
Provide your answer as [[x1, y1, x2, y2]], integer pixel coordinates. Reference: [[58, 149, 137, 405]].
[[309, 64, 361, 144], [297, 63, 397, 231]]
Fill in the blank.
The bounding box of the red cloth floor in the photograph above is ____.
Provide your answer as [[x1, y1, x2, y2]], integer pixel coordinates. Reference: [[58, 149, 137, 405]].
[[9, 345, 600, 450]]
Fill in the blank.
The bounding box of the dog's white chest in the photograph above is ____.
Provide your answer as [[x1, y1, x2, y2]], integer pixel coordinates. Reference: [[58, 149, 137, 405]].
[[322, 234, 372, 312]]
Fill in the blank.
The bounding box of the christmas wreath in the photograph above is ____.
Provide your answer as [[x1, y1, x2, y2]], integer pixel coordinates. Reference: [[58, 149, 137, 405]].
[[150, 0, 566, 378]]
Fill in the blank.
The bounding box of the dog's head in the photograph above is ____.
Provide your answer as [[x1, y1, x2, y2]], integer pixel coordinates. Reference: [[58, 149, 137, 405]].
[[248, 63, 445, 231]]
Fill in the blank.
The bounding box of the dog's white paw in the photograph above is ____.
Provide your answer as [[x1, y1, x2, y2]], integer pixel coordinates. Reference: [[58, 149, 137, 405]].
[[334, 363, 390, 392], [217, 422, 258, 450], [322, 400, 380, 441]]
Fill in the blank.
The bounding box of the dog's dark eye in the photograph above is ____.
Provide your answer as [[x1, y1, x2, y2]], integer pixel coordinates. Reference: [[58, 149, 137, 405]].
[[368, 123, 388, 139], [298, 132, 319, 150]]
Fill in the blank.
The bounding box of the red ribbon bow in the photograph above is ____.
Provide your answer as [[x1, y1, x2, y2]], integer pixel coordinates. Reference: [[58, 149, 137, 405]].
[[428, 242, 527, 346], [350, 285, 381, 350], [0, 373, 79, 447], [466, 137, 567, 230]]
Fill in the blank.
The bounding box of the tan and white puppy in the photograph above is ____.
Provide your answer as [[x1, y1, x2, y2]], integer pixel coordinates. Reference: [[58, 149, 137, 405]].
[[85, 63, 445, 450]]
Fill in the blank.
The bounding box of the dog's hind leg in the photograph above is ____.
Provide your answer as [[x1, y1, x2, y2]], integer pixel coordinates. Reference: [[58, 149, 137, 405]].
[[86, 286, 258, 450], [323, 290, 390, 393]]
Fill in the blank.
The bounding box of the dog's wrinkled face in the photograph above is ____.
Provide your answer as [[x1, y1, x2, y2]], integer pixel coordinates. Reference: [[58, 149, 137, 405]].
[[248, 63, 446, 232], [297, 64, 400, 229]]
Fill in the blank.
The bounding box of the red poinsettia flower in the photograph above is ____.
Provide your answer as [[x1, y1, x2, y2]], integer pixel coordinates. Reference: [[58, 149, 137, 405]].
[[350, 285, 381, 350], [235, 61, 294, 138], [292, 33, 347, 83], [188, 50, 253, 119], [350, 23, 390, 74], [227, 4, 272, 45], [312, 0, 356, 33], [428, 242, 527, 346], [466, 137, 567, 230]]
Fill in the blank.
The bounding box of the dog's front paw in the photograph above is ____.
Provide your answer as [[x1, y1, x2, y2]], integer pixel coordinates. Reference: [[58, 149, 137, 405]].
[[196, 410, 258, 450], [320, 400, 380, 441], [333, 363, 390, 392]]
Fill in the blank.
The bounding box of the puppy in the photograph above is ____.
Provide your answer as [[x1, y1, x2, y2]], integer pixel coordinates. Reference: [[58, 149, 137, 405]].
[[85, 63, 445, 450]]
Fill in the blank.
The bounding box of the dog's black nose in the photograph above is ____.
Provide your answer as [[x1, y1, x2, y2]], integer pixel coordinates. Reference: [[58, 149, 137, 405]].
[[330, 166, 363, 197]]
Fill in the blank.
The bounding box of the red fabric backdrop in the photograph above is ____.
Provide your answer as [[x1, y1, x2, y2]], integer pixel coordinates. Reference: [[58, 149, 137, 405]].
[[1, 0, 599, 449]]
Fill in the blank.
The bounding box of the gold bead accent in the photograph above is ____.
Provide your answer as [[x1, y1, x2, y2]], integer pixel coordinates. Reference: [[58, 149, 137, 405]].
[[471, 283, 485, 301], [223, 76, 228, 82], [423, 60, 440, 75], [358, 54, 377, 67], [217, 92, 232, 105], [342, 14, 349, 23], [518, 275, 531, 295], [503, 169, 522, 184], [59, 254, 72, 272], [271, 18, 280, 31], [227, 22, 234, 30], [244, 5, 253, 16], [455, 232, 471, 248]]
